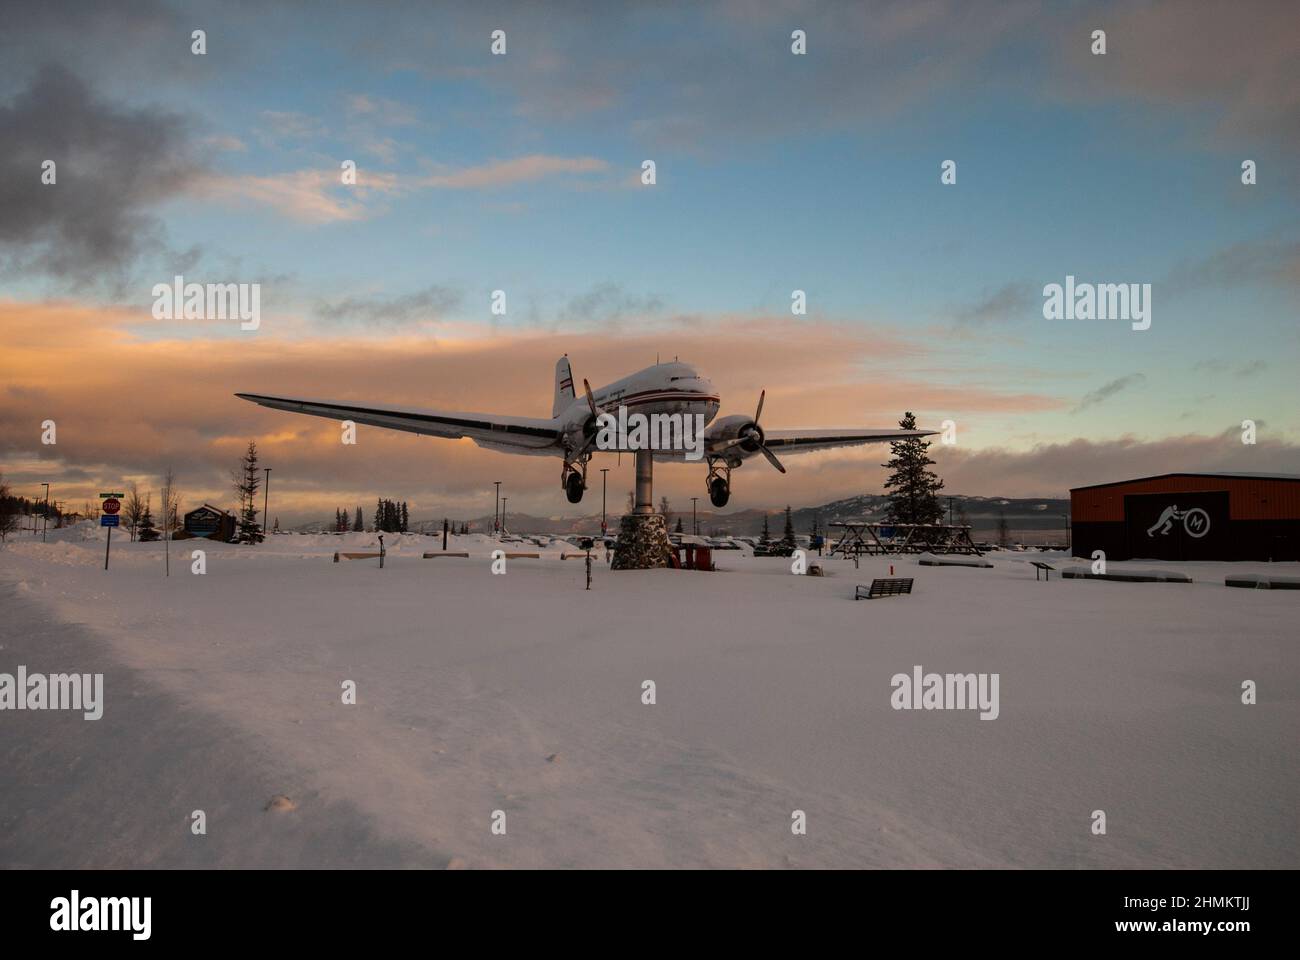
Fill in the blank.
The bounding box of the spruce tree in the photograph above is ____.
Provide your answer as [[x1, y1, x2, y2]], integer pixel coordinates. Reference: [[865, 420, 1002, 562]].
[[232, 440, 263, 542], [374, 499, 383, 533], [760, 514, 772, 546], [138, 495, 160, 542], [400, 501, 409, 533], [881, 412, 944, 525], [781, 505, 796, 549], [355, 506, 364, 532], [675, 516, 683, 533]]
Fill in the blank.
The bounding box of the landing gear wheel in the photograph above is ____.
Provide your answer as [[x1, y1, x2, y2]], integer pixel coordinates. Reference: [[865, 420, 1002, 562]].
[[708, 476, 730, 508], [565, 470, 586, 503]]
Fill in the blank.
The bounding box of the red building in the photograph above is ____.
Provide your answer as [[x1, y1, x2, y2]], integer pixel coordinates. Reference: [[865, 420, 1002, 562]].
[[1070, 473, 1300, 562]]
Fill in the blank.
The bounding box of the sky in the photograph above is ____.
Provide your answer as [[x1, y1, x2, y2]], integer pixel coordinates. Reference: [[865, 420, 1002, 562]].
[[1, 0, 1297, 525]]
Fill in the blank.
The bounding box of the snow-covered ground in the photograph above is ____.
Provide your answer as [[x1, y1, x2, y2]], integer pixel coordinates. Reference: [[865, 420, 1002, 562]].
[[1, 524, 1296, 868]]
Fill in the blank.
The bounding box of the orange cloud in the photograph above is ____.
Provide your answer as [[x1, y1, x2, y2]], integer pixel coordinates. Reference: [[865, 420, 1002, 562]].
[[2, 298, 1071, 522]]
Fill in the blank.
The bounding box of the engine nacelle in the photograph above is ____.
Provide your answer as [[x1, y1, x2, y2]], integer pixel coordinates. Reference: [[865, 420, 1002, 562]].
[[704, 414, 764, 463]]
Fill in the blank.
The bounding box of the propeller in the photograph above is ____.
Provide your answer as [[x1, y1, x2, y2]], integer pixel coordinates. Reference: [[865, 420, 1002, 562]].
[[735, 390, 786, 474], [577, 379, 604, 455]]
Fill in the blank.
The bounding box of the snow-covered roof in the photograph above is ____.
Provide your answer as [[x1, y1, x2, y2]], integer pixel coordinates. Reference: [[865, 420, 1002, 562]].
[[1071, 472, 1300, 491]]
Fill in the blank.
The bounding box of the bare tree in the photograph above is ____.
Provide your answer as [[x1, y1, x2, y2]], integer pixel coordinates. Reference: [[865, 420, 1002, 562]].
[[123, 483, 146, 542], [160, 467, 180, 575]]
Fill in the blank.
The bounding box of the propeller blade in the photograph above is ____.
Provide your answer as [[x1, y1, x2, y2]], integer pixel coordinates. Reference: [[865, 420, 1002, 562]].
[[583, 379, 600, 417], [760, 445, 786, 474], [754, 389, 765, 424]]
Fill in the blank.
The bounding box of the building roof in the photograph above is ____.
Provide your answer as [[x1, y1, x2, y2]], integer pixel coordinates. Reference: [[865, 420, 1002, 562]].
[[1071, 472, 1300, 493], [187, 503, 232, 516]]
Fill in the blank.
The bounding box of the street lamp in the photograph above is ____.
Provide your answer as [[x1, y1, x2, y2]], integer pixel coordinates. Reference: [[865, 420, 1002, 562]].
[[262, 467, 271, 540], [691, 497, 698, 536], [494, 481, 502, 537], [600, 468, 609, 536]]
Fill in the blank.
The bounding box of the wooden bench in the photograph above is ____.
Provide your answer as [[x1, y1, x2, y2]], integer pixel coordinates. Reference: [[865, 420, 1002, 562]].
[[422, 552, 469, 558], [855, 577, 914, 600], [503, 552, 539, 559], [1030, 560, 1055, 581], [333, 551, 382, 562]]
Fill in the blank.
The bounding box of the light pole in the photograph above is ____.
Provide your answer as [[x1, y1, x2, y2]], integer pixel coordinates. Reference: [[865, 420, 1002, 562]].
[[600, 468, 609, 536], [40, 483, 49, 541], [500, 497, 507, 535], [691, 497, 698, 536], [262, 467, 271, 541], [494, 481, 502, 537]]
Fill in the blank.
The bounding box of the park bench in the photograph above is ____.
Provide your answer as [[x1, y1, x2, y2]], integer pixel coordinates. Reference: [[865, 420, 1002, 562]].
[[1030, 560, 1055, 581], [855, 577, 914, 600]]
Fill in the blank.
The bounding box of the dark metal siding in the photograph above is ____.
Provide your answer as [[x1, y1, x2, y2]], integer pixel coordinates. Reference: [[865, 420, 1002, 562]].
[[1071, 475, 1300, 523]]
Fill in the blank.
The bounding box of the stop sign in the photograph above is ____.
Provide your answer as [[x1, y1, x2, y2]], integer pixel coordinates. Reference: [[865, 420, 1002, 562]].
[[102, 497, 121, 515]]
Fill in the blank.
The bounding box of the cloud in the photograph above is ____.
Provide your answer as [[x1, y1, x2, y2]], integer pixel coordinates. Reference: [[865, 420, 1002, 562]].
[[256, 110, 327, 143], [952, 283, 1035, 324], [1194, 359, 1269, 377], [0, 64, 203, 288], [315, 286, 462, 328], [1051, 0, 1300, 152], [934, 430, 1300, 498], [192, 169, 402, 224], [1165, 239, 1300, 292], [344, 94, 418, 127], [1072, 374, 1146, 413], [559, 283, 665, 329], [191, 154, 610, 224], [416, 155, 609, 190], [0, 299, 1063, 521]]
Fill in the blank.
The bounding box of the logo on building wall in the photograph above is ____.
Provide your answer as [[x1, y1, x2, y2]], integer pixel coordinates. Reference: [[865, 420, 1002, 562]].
[[1146, 505, 1211, 539]]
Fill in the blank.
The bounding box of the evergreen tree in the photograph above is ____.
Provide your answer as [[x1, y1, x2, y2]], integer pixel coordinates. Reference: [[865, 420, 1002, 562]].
[[400, 501, 409, 533], [341, 507, 350, 532], [781, 505, 797, 549], [997, 511, 1011, 548], [273, 517, 280, 534], [760, 514, 772, 546], [355, 506, 364, 532], [374, 498, 383, 533], [138, 494, 160, 542], [231, 440, 263, 542], [881, 412, 945, 525], [675, 516, 683, 533]]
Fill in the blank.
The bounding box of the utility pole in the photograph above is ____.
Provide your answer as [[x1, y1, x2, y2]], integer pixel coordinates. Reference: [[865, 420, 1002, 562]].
[[494, 481, 501, 537], [262, 467, 272, 541], [600, 468, 609, 536], [691, 497, 699, 536], [40, 483, 49, 541]]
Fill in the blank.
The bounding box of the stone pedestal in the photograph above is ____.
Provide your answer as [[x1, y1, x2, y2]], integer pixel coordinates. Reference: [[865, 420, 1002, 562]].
[[611, 513, 672, 570]]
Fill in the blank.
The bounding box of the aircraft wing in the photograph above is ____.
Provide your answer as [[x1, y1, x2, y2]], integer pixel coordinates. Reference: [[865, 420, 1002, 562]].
[[760, 428, 938, 456], [235, 393, 562, 451]]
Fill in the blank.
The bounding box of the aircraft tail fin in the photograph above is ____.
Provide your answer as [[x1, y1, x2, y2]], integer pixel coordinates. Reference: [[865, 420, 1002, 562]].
[[552, 355, 576, 418]]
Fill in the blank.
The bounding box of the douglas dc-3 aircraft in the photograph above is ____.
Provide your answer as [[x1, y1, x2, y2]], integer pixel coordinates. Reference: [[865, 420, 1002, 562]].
[[237, 357, 934, 508]]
